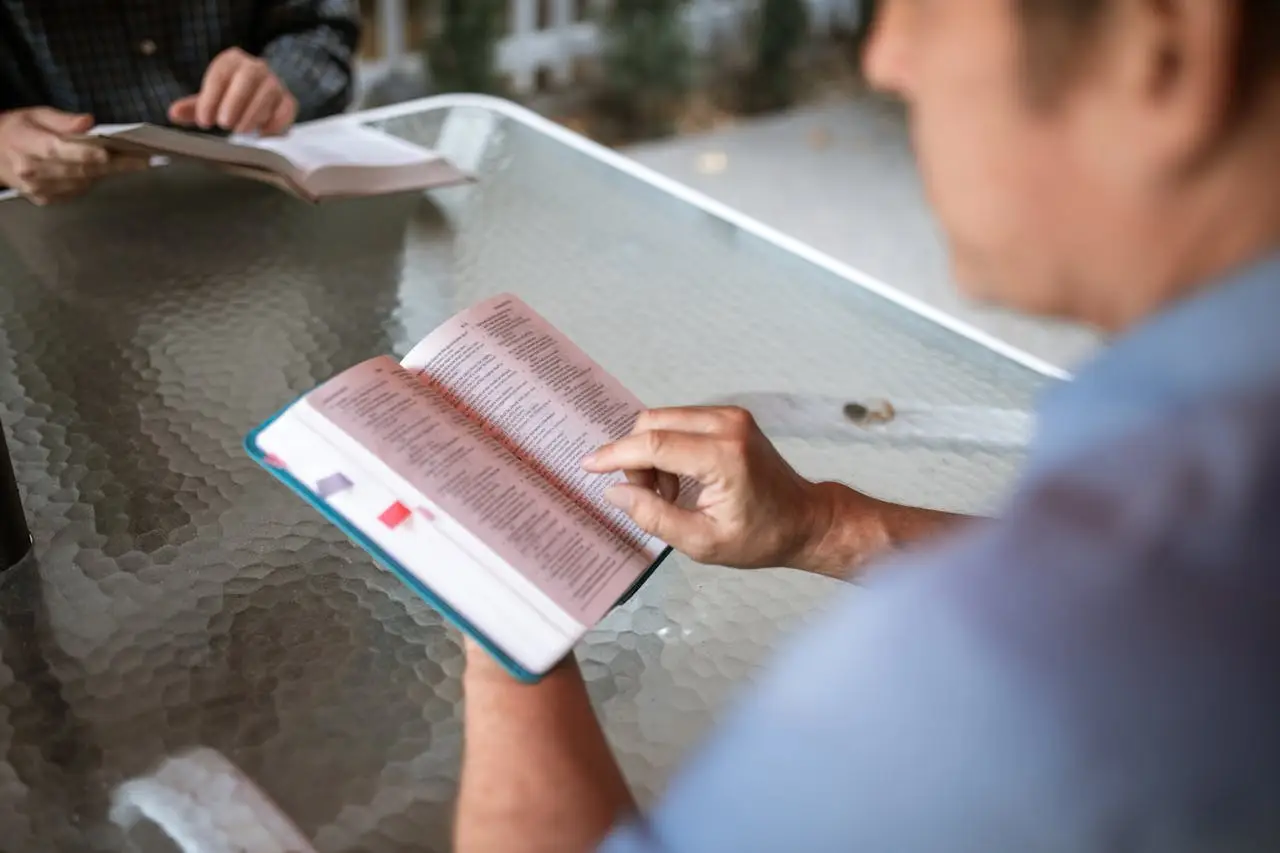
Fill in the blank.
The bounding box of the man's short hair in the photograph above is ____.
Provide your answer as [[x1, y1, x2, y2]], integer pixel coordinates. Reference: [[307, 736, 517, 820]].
[[1018, 0, 1280, 109]]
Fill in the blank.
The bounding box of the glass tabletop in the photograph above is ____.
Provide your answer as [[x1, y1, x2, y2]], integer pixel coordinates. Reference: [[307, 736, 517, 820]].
[[0, 97, 1059, 852]]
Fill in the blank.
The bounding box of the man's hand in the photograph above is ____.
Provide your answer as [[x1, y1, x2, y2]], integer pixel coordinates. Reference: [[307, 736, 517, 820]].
[[0, 108, 148, 205], [582, 407, 857, 572], [583, 407, 965, 577], [169, 47, 298, 135]]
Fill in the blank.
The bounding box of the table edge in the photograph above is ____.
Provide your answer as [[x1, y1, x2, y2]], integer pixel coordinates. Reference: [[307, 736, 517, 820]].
[[0, 94, 1072, 382]]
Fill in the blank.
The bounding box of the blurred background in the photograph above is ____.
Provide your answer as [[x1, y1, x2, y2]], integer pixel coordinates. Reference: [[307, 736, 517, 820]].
[[352, 0, 1098, 370], [354, 0, 872, 138]]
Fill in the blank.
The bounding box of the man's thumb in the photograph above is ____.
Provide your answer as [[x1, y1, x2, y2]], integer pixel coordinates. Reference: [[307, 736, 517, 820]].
[[168, 96, 198, 124], [29, 109, 94, 134]]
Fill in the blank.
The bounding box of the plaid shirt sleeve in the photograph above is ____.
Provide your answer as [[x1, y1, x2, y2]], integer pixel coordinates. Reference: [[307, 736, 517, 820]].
[[0, 1, 362, 125], [254, 0, 361, 121]]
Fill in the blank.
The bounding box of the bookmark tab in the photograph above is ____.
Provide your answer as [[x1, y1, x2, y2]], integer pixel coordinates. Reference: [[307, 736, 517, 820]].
[[264, 453, 288, 470], [315, 472, 353, 499], [415, 506, 436, 522], [378, 501, 412, 529]]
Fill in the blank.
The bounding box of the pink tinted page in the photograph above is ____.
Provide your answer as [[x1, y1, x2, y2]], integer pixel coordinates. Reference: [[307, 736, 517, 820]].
[[401, 294, 665, 558], [301, 356, 651, 625]]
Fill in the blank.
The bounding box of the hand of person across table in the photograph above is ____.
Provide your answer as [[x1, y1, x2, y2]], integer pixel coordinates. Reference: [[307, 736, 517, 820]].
[[168, 47, 299, 136], [0, 108, 149, 205], [582, 407, 963, 578]]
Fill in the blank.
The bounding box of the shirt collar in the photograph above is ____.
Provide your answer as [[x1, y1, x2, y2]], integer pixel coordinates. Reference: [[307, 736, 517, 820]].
[[1029, 250, 1280, 474]]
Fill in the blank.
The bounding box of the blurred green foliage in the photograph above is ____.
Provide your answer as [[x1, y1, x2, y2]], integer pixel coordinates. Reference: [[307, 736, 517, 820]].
[[743, 0, 810, 113], [597, 0, 694, 140], [424, 0, 505, 94]]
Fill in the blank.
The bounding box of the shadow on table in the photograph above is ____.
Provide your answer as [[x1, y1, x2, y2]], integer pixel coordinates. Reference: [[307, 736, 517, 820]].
[[0, 552, 109, 850], [0, 165, 413, 543], [0, 167, 466, 850]]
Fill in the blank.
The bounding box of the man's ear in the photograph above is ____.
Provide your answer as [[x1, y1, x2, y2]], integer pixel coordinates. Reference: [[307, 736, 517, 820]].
[[1113, 0, 1239, 177]]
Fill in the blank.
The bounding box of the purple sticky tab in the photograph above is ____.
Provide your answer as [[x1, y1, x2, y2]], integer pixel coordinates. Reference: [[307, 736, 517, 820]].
[[316, 473, 353, 499]]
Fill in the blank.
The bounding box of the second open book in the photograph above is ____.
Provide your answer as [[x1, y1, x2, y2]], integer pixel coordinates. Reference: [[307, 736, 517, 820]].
[[83, 122, 467, 201], [246, 295, 672, 681]]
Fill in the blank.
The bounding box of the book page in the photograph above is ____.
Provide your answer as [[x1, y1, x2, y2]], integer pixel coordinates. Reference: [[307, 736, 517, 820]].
[[253, 395, 578, 674], [84, 124, 291, 174], [401, 295, 667, 560], [300, 356, 652, 627], [89, 123, 145, 136], [83, 123, 462, 198], [236, 124, 435, 174]]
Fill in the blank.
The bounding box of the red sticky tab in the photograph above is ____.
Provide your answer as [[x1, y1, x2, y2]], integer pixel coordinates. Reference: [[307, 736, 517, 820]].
[[264, 453, 287, 470], [378, 501, 412, 529]]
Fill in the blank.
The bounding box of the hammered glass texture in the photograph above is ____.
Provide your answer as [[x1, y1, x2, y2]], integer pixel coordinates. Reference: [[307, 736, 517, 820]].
[[0, 103, 1058, 852]]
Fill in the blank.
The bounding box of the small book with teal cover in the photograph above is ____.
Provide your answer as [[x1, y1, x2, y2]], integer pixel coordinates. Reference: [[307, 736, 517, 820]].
[[245, 294, 670, 683]]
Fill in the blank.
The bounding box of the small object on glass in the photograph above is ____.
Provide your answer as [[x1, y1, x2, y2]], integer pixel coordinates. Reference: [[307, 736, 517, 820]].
[[843, 398, 896, 426]]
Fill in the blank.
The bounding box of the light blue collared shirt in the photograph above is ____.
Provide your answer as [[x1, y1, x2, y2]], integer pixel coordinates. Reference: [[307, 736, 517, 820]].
[[603, 253, 1280, 853]]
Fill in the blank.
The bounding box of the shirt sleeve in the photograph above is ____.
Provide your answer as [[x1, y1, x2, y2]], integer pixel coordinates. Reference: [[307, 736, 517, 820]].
[[255, 0, 361, 121], [596, 462, 1280, 853]]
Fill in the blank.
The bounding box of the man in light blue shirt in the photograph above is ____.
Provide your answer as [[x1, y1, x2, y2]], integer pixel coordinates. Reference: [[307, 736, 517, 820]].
[[452, 1, 1280, 851]]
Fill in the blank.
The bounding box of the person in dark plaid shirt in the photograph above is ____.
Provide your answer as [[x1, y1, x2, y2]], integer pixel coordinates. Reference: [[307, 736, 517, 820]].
[[0, 0, 361, 205]]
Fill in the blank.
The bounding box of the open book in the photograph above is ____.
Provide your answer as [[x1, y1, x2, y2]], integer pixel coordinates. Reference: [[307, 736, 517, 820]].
[[246, 295, 672, 681], [81, 122, 468, 201]]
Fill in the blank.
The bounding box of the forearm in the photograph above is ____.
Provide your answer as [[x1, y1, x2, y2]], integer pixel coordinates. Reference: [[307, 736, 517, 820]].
[[257, 1, 360, 120], [793, 482, 967, 579], [458, 649, 635, 853]]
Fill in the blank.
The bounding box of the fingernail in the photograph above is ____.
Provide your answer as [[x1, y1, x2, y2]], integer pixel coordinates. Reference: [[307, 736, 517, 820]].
[[580, 452, 598, 470], [604, 485, 631, 510]]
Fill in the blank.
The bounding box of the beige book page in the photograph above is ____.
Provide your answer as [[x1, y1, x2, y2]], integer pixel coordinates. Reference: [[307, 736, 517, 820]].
[[401, 295, 667, 561], [301, 356, 652, 626], [83, 124, 294, 175], [236, 123, 435, 173]]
